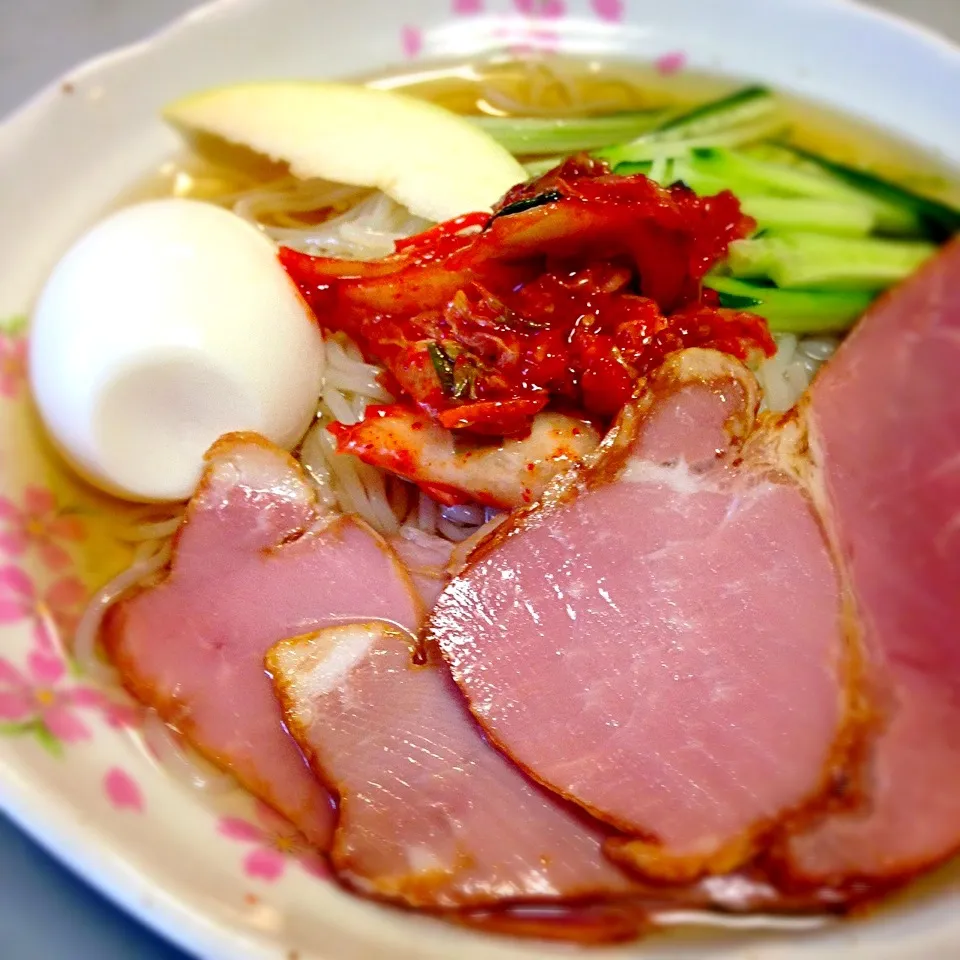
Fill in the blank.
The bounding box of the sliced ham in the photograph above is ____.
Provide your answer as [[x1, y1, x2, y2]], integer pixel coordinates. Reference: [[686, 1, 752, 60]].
[[429, 349, 860, 882], [103, 433, 420, 850], [267, 621, 639, 908], [784, 238, 960, 886]]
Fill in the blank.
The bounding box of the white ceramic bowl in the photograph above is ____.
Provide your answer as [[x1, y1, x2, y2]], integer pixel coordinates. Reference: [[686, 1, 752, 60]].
[[0, 2, 957, 958]]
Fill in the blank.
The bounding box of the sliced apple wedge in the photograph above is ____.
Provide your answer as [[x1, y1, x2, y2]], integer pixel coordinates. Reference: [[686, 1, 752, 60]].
[[163, 81, 527, 223]]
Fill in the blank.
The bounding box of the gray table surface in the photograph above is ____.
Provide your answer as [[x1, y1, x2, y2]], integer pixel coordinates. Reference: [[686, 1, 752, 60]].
[[0, 1, 957, 958]]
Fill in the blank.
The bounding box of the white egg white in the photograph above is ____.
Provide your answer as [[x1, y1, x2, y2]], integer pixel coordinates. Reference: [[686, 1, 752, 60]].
[[30, 198, 325, 502]]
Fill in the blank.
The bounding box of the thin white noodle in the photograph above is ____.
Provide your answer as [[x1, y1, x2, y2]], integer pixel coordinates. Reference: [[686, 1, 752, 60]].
[[356, 462, 401, 535], [322, 388, 362, 426], [757, 333, 837, 413], [310, 422, 382, 529], [114, 515, 183, 542], [324, 366, 391, 400], [320, 384, 367, 424], [72, 541, 171, 677], [479, 59, 645, 119], [417, 494, 439, 535], [341, 336, 365, 362], [139, 711, 237, 795], [799, 336, 840, 362], [243, 188, 430, 259], [298, 421, 339, 510], [230, 177, 365, 224], [326, 344, 382, 379], [784, 360, 811, 399], [437, 517, 478, 543]]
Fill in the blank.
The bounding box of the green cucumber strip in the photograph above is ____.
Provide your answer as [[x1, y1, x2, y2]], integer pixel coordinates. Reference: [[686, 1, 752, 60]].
[[620, 159, 874, 236], [705, 276, 874, 334], [737, 197, 875, 236], [470, 110, 668, 155], [525, 87, 778, 173], [650, 85, 776, 139], [727, 233, 936, 291], [613, 160, 654, 177], [690, 149, 922, 235], [595, 118, 785, 166], [648, 155, 672, 184], [769, 143, 960, 241], [596, 87, 781, 166]]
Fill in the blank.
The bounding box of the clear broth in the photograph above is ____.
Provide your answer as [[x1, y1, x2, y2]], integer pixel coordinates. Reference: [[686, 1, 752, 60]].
[[132, 53, 960, 208]]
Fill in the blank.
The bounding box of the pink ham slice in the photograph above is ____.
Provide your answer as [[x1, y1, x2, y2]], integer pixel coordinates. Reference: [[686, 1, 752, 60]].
[[267, 621, 639, 908], [785, 238, 960, 886], [104, 433, 420, 850], [430, 349, 859, 882]]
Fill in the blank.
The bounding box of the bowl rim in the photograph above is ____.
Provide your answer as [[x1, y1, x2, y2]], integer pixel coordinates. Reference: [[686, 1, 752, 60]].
[[0, 2, 958, 959], [3, 0, 958, 134]]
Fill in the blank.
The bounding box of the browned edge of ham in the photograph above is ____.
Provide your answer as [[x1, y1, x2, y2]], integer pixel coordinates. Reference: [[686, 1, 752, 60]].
[[427, 348, 875, 885], [102, 432, 422, 851], [457, 349, 760, 571], [763, 237, 960, 898], [267, 621, 645, 912]]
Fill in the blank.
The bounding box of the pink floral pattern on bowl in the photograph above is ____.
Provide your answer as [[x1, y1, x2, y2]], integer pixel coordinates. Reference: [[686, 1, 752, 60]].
[[0, 316, 28, 399], [0, 310, 328, 891], [0, 564, 87, 650], [404, 0, 684, 66], [656, 50, 689, 75], [591, 0, 624, 22], [104, 767, 145, 812], [514, 0, 565, 19], [0, 638, 121, 753], [220, 801, 330, 882], [0, 486, 86, 572]]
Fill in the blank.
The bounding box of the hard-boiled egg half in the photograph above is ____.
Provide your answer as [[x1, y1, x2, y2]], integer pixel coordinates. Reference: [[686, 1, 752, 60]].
[[30, 199, 325, 502]]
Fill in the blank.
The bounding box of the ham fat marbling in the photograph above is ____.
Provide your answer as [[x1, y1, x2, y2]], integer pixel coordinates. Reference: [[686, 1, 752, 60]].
[[104, 434, 420, 849]]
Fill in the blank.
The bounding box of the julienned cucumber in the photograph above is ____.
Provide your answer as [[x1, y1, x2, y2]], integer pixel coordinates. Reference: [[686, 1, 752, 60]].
[[727, 233, 937, 291], [768, 143, 960, 242], [617, 158, 876, 236], [595, 87, 783, 167], [737, 198, 875, 237], [688, 149, 921, 236], [471, 110, 668, 156], [595, 122, 786, 165], [704, 277, 875, 334], [654, 86, 776, 138], [520, 88, 776, 175]]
